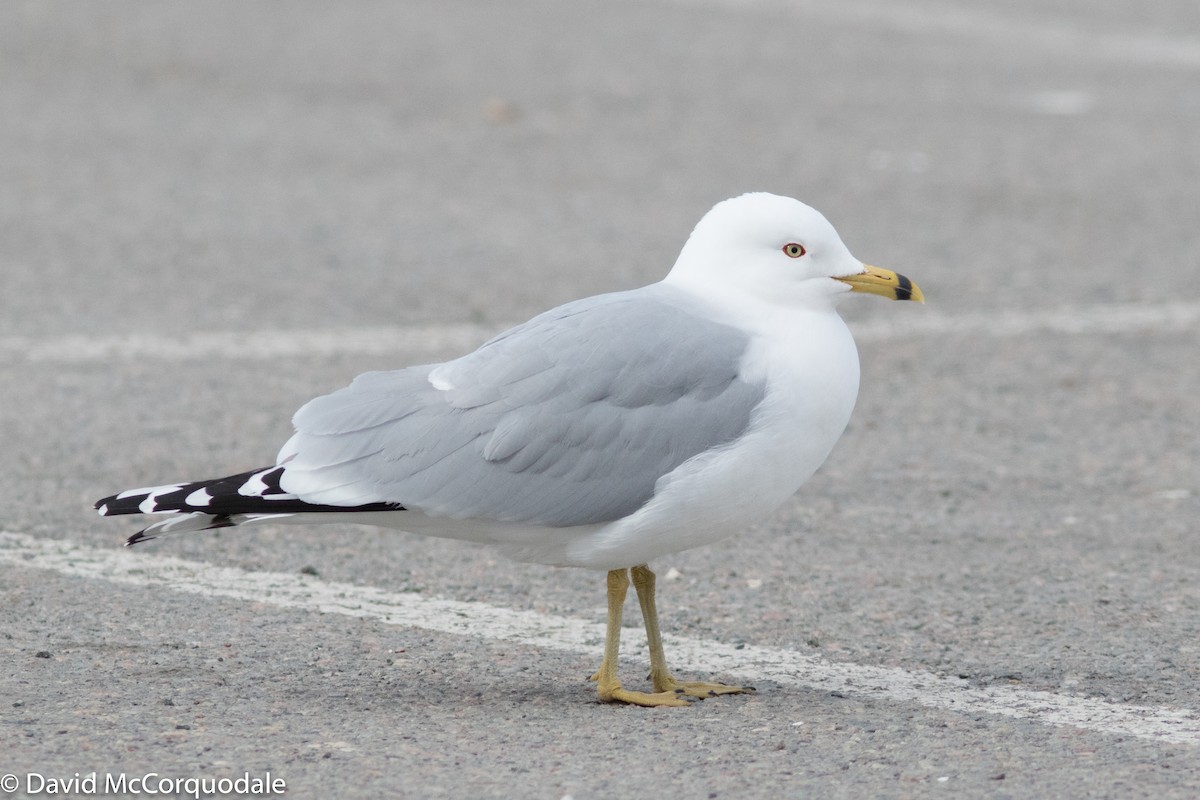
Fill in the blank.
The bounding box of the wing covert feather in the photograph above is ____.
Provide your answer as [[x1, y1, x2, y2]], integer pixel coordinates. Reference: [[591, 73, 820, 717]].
[[279, 284, 766, 526]]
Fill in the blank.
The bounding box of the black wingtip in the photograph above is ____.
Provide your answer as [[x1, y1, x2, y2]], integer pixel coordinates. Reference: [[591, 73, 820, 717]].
[[124, 530, 156, 547]]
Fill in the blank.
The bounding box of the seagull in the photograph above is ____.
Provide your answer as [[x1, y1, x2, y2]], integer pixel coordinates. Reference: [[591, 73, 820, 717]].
[[96, 192, 923, 707]]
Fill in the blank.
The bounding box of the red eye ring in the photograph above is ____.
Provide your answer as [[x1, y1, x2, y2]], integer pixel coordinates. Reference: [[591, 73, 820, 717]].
[[783, 243, 807, 258]]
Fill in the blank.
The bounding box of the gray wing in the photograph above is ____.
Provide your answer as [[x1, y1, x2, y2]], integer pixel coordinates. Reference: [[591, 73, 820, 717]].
[[277, 282, 766, 527]]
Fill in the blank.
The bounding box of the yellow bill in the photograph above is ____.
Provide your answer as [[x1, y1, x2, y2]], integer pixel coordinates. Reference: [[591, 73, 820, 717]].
[[835, 264, 924, 303]]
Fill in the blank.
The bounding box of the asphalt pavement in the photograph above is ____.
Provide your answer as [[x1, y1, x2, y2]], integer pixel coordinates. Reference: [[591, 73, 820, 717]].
[[2, 1, 1199, 797]]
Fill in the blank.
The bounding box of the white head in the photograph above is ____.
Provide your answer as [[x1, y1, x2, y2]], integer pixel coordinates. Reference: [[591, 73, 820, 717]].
[[665, 193, 921, 308]]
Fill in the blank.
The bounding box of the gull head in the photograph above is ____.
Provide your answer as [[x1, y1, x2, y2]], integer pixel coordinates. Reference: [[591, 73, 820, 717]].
[[666, 192, 923, 308]]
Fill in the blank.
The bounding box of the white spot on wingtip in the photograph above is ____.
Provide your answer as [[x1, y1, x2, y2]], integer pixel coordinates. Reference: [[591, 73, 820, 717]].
[[116, 486, 161, 500], [138, 485, 183, 513], [185, 488, 213, 507], [97, 504, 108, 516], [239, 469, 272, 497]]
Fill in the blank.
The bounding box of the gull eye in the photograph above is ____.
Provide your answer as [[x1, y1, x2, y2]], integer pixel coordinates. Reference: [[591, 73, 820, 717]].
[[783, 243, 807, 258]]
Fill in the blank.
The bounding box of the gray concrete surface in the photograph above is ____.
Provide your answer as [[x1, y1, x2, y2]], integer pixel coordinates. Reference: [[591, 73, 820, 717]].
[[2, 0, 1199, 797]]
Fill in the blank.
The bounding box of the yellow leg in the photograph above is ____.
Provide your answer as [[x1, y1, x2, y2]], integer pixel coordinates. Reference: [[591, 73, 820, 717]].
[[630, 564, 754, 699], [592, 568, 689, 707]]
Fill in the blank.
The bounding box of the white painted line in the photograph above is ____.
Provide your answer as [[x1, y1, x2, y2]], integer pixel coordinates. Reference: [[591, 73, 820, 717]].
[[847, 300, 1200, 340], [4, 301, 1198, 366], [2, 531, 1197, 745], [664, 0, 1200, 71], [0, 324, 497, 365]]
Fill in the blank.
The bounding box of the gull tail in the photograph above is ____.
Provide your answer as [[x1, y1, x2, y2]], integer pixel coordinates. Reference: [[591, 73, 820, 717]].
[[95, 465, 402, 546]]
